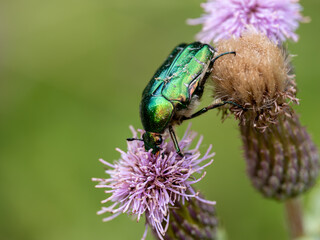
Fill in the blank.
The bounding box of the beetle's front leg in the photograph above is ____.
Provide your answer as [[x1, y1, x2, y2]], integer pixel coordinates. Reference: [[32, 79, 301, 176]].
[[126, 138, 143, 141], [182, 100, 247, 121], [168, 125, 183, 157], [211, 51, 236, 66], [198, 51, 237, 91]]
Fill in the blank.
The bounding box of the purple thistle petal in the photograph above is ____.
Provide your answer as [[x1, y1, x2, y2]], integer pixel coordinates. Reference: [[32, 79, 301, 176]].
[[187, 0, 307, 44], [92, 125, 215, 239]]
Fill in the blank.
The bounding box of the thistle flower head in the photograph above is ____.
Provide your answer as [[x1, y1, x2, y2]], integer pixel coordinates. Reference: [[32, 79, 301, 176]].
[[187, 0, 307, 43], [92, 126, 215, 240]]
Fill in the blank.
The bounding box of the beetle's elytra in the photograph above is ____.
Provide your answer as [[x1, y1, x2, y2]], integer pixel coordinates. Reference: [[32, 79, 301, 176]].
[[128, 42, 242, 155]]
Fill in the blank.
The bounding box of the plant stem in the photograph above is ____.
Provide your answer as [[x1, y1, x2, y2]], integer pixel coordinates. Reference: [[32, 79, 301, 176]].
[[285, 198, 304, 239]]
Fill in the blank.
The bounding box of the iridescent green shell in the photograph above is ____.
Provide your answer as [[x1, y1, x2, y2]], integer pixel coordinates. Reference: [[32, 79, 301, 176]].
[[140, 42, 214, 133]]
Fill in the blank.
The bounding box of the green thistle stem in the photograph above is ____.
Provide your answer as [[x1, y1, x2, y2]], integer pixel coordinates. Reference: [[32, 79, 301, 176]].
[[285, 198, 304, 239]]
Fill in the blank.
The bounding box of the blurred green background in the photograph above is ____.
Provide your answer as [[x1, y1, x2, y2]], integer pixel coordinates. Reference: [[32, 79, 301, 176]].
[[0, 0, 319, 239]]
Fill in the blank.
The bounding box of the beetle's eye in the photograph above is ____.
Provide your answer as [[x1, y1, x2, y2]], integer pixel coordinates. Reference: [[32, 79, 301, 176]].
[[155, 135, 162, 145]]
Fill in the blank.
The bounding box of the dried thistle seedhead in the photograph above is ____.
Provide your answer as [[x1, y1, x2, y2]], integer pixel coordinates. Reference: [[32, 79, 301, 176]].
[[211, 31, 319, 200], [211, 31, 298, 130]]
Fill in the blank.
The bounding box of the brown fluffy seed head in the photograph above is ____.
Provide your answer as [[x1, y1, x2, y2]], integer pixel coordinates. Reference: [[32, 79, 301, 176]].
[[211, 32, 298, 131]]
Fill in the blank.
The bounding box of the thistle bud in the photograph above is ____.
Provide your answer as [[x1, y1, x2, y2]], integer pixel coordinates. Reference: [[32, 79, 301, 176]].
[[149, 193, 218, 240], [241, 113, 319, 200], [211, 32, 319, 200]]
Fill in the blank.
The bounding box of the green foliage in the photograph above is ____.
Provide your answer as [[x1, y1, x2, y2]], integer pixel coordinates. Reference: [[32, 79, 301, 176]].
[[300, 182, 320, 239]]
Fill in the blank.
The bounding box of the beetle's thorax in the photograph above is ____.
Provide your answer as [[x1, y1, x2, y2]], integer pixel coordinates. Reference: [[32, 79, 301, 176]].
[[140, 95, 174, 134]]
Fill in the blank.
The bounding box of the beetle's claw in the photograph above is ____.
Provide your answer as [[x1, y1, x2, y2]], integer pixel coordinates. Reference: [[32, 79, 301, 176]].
[[177, 152, 184, 158], [239, 105, 248, 112]]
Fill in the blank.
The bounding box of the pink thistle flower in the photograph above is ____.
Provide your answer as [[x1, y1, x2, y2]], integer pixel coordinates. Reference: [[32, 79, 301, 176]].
[[187, 0, 307, 43], [92, 125, 215, 240]]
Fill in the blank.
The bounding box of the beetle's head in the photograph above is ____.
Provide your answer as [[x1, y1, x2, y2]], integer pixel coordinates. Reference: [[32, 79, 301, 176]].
[[142, 132, 163, 154]]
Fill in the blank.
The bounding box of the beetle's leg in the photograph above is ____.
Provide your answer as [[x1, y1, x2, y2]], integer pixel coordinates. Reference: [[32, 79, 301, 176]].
[[211, 51, 236, 66], [182, 100, 247, 120], [127, 138, 143, 141], [168, 125, 183, 157], [198, 51, 237, 90]]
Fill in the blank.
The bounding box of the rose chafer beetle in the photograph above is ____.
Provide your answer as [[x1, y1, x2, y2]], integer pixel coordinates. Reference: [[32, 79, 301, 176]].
[[128, 42, 244, 156]]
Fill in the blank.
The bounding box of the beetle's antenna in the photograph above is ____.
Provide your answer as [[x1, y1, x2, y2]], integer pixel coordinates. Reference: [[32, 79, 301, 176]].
[[211, 51, 236, 65], [126, 138, 143, 141]]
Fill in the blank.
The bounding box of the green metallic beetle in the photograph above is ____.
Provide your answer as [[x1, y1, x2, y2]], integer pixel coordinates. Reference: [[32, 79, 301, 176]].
[[128, 42, 243, 156]]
